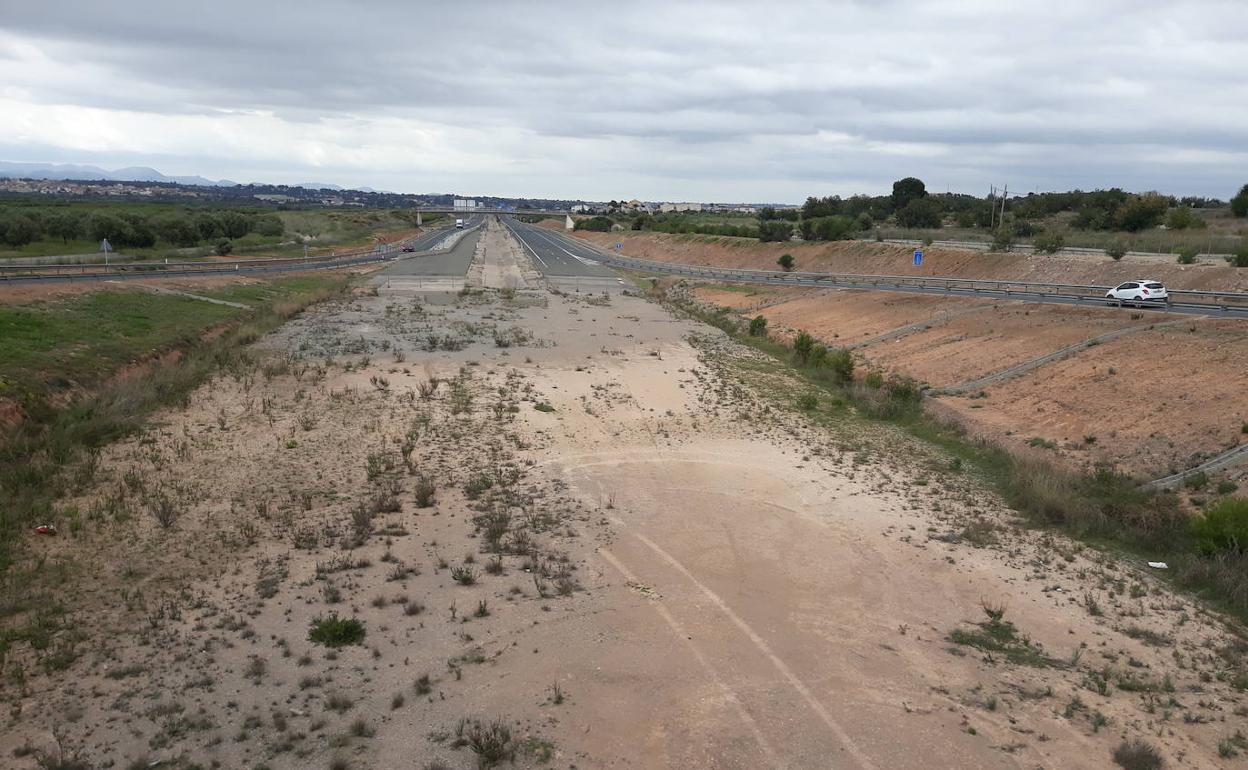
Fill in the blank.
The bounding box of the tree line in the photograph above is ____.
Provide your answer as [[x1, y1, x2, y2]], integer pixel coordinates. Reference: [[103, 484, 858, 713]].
[[0, 205, 285, 250], [749, 179, 1248, 246], [572, 179, 1248, 251]]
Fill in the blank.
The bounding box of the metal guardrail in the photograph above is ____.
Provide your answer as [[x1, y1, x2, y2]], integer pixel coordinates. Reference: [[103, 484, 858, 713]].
[[578, 249, 1248, 314]]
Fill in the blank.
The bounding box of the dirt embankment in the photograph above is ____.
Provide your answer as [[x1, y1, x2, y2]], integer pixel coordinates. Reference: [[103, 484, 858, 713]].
[[561, 227, 1248, 292], [690, 283, 1248, 480]]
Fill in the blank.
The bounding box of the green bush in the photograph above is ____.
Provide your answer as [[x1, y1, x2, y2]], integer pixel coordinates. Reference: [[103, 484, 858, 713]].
[[1114, 193, 1169, 232], [309, 614, 366, 647], [1231, 183, 1248, 218], [1191, 498, 1248, 554], [776, 253, 795, 271], [1112, 739, 1164, 770], [748, 315, 768, 337], [573, 216, 614, 232], [0, 214, 41, 247], [1032, 231, 1066, 254], [822, 347, 854, 383], [792, 331, 815, 364], [894, 197, 943, 229], [800, 215, 858, 241], [1165, 206, 1206, 230], [1175, 246, 1198, 265], [1231, 247, 1248, 268], [1105, 241, 1128, 260], [850, 376, 922, 420], [990, 228, 1015, 252], [758, 221, 793, 243]]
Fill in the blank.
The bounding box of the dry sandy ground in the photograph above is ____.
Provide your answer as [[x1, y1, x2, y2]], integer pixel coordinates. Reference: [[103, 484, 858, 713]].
[[561, 227, 1248, 293], [3, 227, 1247, 770]]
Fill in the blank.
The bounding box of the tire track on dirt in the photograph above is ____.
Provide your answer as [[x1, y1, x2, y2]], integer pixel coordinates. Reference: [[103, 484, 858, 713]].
[[596, 547, 785, 768], [615, 522, 879, 770]]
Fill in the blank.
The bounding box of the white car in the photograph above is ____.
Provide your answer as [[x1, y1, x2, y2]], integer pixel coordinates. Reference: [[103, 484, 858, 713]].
[[1105, 280, 1168, 306]]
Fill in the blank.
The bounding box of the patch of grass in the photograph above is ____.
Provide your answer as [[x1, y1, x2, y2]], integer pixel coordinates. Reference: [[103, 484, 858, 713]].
[[1191, 498, 1248, 555], [325, 692, 354, 714], [533, 402, 555, 413], [1112, 739, 1165, 770], [308, 614, 366, 648], [415, 673, 433, 695], [948, 603, 1056, 668], [413, 475, 437, 508], [1122, 626, 1173, 647], [463, 718, 515, 768], [0, 274, 350, 567], [959, 519, 999, 547]]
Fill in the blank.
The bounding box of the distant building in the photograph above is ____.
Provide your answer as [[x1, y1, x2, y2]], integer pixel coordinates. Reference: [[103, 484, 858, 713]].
[[569, 204, 593, 213], [660, 202, 703, 213]]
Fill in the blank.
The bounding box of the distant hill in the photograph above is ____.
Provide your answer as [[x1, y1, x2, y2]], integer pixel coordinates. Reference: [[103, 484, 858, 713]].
[[292, 182, 344, 191], [0, 161, 236, 187]]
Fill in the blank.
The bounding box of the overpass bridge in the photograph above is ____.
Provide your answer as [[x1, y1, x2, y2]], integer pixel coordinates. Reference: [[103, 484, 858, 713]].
[[415, 207, 566, 216]]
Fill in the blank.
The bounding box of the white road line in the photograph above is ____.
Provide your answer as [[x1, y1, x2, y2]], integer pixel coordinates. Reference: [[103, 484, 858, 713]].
[[504, 221, 548, 267], [528, 227, 601, 266], [624, 525, 878, 770], [597, 547, 784, 768]]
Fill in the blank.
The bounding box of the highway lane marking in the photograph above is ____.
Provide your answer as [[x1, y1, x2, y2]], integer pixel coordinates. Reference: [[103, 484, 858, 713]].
[[528, 227, 602, 266], [504, 221, 549, 267]]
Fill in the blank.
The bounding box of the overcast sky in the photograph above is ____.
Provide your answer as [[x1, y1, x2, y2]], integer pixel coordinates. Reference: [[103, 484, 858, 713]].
[[1, 0, 1246, 202]]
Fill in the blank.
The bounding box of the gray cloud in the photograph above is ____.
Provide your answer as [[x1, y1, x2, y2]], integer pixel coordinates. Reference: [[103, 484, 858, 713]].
[[1, 0, 1246, 200]]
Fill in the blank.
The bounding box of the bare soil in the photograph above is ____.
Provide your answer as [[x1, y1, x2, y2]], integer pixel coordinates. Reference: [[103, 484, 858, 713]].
[[687, 281, 1246, 480], [933, 318, 1248, 478], [3, 225, 1245, 770], [861, 304, 1167, 388], [709, 287, 998, 349]]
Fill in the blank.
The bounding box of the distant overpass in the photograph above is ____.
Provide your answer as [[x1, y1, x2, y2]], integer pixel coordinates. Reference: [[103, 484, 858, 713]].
[[417, 207, 566, 216]]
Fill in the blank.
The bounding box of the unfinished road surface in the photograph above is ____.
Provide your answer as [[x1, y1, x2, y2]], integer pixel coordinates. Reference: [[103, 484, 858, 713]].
[[3, 222, 1243, 770]]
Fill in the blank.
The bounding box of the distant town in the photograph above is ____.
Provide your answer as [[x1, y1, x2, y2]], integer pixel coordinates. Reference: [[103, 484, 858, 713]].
[[0, 174, 783, 214]]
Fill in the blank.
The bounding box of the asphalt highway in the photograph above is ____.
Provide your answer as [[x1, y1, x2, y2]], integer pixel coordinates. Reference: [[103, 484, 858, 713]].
[[501, 218, 618, 278], [380, 217, 483, 277], [585, 251, 1248, 320]]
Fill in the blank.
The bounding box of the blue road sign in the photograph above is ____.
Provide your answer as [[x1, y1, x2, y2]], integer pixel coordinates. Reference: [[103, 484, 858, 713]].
[[616, 242, 623, 250], [913, 249, 923, 266]]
